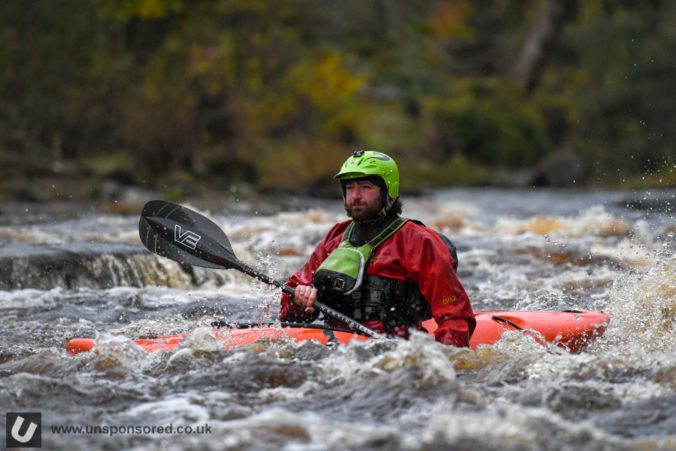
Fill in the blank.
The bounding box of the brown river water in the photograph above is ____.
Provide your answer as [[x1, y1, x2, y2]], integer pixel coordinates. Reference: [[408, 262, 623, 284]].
[[0, 187, 674, 450]]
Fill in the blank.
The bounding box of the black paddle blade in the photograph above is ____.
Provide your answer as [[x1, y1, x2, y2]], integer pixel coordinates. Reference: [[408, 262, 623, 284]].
[[139, 200, 240, 270]]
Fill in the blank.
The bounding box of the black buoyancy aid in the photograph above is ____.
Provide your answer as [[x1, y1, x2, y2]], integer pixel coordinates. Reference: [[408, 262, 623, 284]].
[[316, 217, 459, 332]]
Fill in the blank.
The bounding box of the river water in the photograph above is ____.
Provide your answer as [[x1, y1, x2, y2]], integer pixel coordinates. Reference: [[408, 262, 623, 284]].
[[1, 187, 674, 450]]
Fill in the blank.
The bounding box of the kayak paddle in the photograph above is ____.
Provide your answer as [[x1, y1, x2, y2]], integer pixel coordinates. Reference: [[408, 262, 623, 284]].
[[138, 200, 385, 339]]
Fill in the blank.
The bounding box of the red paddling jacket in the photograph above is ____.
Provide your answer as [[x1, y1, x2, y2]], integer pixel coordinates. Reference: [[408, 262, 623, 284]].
[[280, 219, 475, 347]]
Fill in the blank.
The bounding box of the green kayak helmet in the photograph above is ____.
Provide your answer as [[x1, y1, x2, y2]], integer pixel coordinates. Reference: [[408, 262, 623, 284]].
[[334, 150, 400, 214]]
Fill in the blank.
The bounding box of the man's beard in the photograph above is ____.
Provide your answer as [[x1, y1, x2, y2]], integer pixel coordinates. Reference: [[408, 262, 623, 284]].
[[345, 200, 383, 221]]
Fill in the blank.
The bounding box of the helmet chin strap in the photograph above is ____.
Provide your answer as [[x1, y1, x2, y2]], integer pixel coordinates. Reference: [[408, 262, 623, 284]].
[[377, 191, 396, 217]]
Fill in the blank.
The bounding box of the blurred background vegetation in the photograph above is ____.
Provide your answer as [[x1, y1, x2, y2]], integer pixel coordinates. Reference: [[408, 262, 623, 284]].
[[1, 0, 674, 203]]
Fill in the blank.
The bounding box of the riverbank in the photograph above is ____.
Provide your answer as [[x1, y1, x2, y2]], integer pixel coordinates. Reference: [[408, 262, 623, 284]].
[[2, 157, 675, 211]]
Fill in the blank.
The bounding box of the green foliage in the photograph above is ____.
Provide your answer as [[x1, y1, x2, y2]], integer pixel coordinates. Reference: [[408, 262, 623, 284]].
[[430, 79, 550, 168], [539, 2, 676, 183], [406, 155, 494, 190], [0, 0, 675, 199]]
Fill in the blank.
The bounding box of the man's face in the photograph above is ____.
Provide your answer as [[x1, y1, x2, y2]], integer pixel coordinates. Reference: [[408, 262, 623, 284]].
[[344, 179, 383, 221]]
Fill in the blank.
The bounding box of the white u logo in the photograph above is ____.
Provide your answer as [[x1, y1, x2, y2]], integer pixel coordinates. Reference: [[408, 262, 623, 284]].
[[10, 415, 38, 444]]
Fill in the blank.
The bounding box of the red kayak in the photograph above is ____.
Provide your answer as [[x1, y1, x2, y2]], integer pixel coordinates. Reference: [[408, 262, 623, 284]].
[[66, 310, 609, 355]]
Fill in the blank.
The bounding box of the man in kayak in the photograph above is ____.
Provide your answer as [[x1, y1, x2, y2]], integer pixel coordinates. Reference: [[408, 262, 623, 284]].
[[280, 150, 475, 347]]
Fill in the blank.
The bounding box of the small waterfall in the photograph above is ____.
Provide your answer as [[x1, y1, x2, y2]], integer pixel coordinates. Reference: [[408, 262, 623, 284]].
[[0, 243, 234, 290]]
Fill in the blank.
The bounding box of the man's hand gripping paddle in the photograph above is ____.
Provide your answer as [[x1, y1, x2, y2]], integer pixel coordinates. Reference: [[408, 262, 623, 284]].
[[138, 200, 385, 339]]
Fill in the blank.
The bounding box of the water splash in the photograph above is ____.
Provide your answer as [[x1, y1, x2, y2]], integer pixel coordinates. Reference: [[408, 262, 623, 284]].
[[603, 255, 676, 353]]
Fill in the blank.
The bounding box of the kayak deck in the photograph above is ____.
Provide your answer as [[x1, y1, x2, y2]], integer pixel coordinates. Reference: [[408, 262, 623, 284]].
[[66, 310, 609, 356]]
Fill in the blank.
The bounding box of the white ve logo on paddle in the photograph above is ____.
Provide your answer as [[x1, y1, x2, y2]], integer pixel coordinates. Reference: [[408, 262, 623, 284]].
[[174, 225, 201, 250]]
